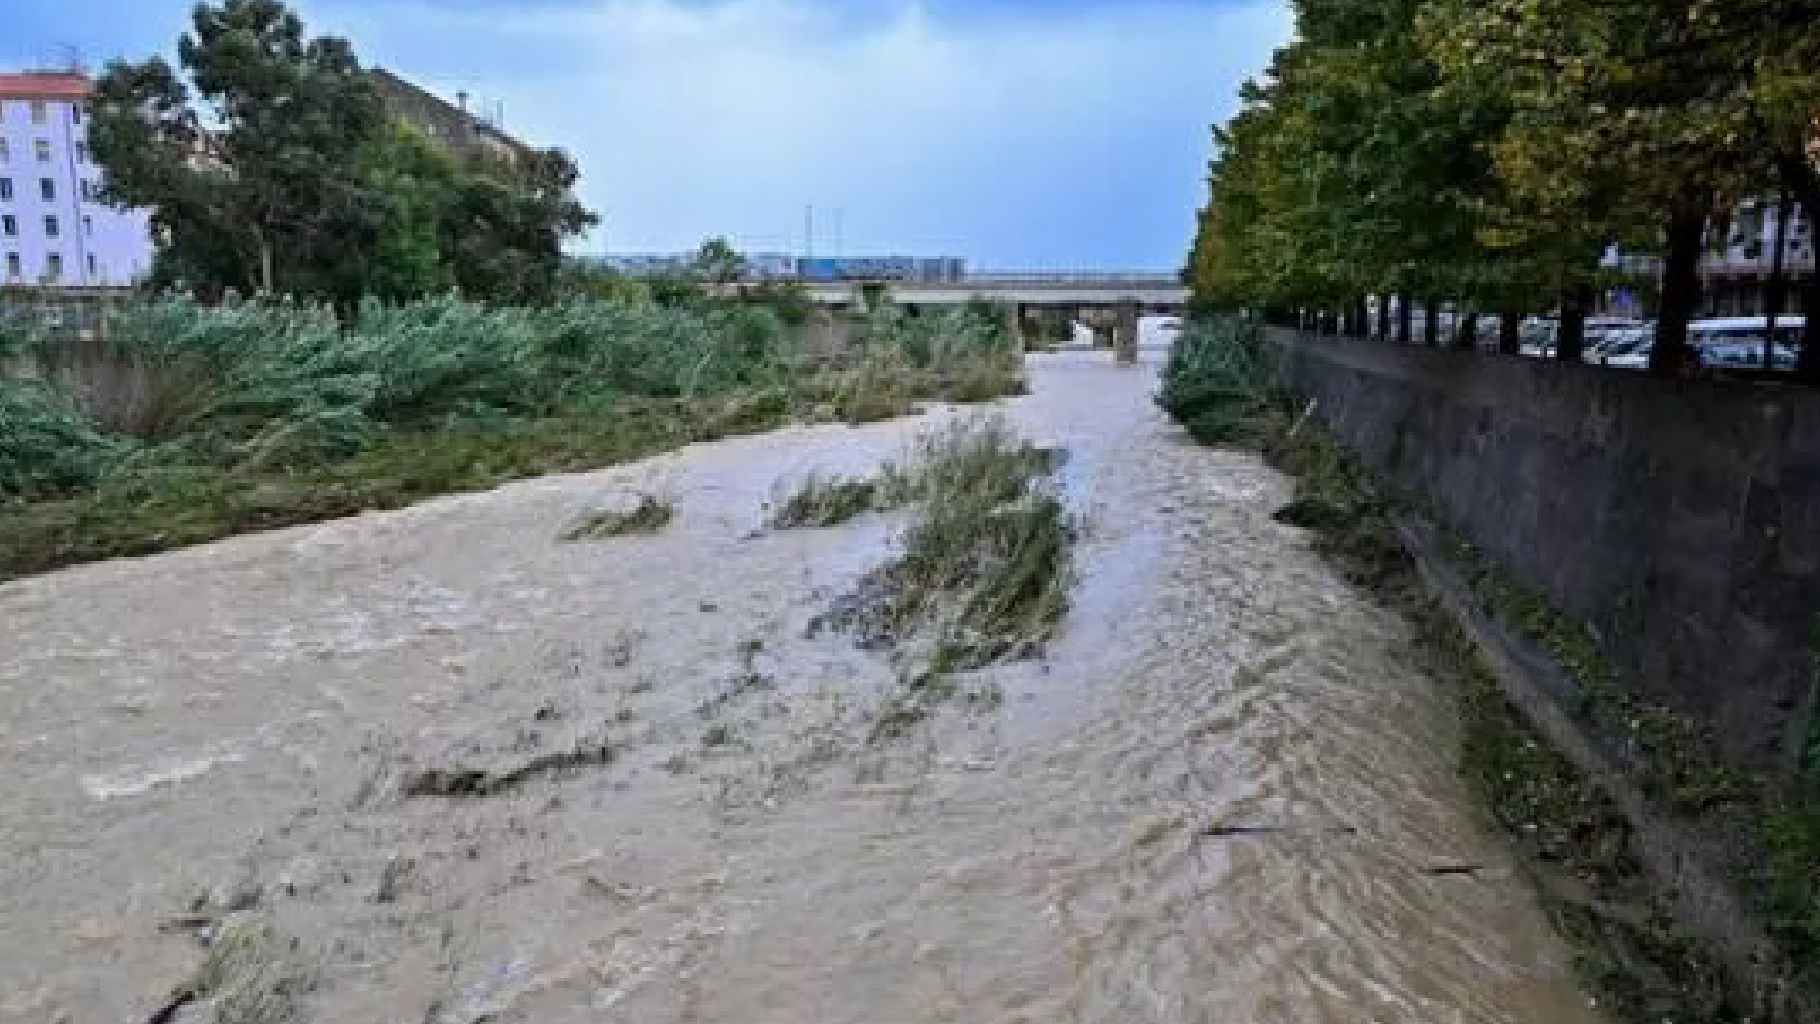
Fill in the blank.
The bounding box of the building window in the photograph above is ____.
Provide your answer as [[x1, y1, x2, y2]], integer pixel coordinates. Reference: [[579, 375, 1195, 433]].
[[0, 178, 10, 201], [44, 215, 58, 238], [31, 100, 47, 124], [4, 252, 18, 278], [87, 252, 97, 277], [71, 103, 82, 125], [1, 214, 14, 237], [0, 138, 8, 162], [74, 142, 88, 163], [35, 139, 51, 162], [39, 178, 54, 201], [45, 251, 62, 280], [82, 215, 92, 235]]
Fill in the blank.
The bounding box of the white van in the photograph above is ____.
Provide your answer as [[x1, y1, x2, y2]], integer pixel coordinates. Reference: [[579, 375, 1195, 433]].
[[1688, 316, 1804, 370]]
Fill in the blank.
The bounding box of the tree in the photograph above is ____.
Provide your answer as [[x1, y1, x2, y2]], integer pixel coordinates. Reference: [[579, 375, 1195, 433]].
[[442, 147, 597, 303], [89, 0, 385, 296], [692, 236, 745, 285], [89, 0, 598, 305], [1423, 0, 1820, 374]]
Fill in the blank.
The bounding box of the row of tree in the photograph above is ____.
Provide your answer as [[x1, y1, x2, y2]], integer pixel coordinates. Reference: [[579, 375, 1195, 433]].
[[1187, 0, 1820, 376], [88, 0, 596, 305]]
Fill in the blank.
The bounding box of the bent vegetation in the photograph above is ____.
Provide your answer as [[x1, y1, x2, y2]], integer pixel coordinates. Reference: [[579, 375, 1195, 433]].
[[778, 416, 1077, 734], [0, 293, 1023, 583], [1159, 314, 1820, 1024]]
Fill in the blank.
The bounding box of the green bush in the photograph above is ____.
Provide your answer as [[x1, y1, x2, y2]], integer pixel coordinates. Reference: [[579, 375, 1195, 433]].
[[1156, 314, 1277, 444]]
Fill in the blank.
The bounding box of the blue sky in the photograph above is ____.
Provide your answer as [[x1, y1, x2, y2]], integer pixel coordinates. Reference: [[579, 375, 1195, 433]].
[[7, 0, 1290, 269]]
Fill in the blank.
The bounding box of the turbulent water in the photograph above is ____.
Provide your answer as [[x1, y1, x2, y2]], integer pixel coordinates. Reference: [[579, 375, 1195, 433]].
[[0, 341, 1605, 1024]]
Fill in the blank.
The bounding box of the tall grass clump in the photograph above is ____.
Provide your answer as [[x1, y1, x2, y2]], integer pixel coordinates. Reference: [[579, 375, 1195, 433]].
[[826, 302, 1023, 421], [825, 417, 1075, 671], [1156, 314, 1279, 445], [768, 472, 891, 529]]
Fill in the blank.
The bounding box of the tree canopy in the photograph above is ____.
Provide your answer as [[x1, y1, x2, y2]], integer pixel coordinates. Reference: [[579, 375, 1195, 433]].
[[88, 0, 596, 304], [1190, 0, 1820, 375]]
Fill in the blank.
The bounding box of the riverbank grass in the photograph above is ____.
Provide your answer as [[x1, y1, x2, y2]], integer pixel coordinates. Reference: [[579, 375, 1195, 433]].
[[0, 295, 1025, 583]]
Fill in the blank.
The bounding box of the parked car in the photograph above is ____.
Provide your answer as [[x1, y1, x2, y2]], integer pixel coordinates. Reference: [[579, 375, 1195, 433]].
[[1599, 328, 1655, 369], [1582, 317, 1648, 362], [1519, 317, 1556, 357], [1688, 316, 1805, 371], [1703, 341, 1798, 370]]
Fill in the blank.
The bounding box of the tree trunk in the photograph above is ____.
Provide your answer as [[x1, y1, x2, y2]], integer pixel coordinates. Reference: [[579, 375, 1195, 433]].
[[1650, 204, 1707, 376], [257, 234, 274, 296], [1557, 284, 1591, 363], [1351, 295, 1369, 338], [1376, 293, 1391, 339], [1452, 302, 1476, 350], [1498, 308, 1522, 355], [1766, 191, 1792, 370], [1396, 295, 1413, 344], [1422, 296, 1441, 347]]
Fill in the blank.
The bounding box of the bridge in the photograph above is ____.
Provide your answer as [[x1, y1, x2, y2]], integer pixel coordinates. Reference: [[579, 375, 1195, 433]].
[[782, 272, 1188, 308], [722, 271, 1187, 363]]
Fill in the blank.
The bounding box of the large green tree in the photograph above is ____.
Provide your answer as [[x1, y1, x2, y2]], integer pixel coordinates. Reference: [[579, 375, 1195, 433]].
[[89, 0, 385, 296], [89, 0, 597, 305], [1423, 0, 1820, 373]]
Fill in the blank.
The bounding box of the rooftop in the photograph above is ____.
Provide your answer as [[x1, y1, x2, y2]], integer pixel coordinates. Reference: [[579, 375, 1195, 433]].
[[0, 71, 91, 100]]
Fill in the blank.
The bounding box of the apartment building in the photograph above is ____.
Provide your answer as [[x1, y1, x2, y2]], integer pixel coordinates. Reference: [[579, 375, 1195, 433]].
[[1701, 198, 1815, 317], [0, 70, 152, 289], [368, 69, 534, 174]]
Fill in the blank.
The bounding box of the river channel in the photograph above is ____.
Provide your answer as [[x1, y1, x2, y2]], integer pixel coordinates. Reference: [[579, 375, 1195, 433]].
[[0, 341, 1605, 1023]]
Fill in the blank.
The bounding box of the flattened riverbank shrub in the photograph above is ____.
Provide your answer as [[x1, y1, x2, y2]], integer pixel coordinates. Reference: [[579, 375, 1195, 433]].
[[0, 380, 122, 500], [0, 292, 1024, 580]]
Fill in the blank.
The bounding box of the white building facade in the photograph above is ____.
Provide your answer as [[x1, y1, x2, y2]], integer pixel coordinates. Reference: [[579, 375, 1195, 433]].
[[0, 71, 152, 289]]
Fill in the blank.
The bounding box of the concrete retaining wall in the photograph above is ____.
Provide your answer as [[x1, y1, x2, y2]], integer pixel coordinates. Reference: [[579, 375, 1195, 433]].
[[1269, 329, 1820, 774]]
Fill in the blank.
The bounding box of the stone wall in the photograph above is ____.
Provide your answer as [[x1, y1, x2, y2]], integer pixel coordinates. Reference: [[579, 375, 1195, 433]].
[[1269, 328, 1820, 774]]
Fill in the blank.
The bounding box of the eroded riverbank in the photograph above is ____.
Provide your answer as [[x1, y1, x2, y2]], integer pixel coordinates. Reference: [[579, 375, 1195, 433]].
[[1, 347, 1602, 1023]]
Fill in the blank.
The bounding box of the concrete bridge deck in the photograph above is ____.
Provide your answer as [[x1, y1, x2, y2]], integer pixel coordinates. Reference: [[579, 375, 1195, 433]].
[[727, 272, 1188, 309]]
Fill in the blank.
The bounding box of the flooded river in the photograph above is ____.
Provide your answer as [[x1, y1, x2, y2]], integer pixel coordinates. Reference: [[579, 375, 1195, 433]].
[[0, 345, 1604, 1023]]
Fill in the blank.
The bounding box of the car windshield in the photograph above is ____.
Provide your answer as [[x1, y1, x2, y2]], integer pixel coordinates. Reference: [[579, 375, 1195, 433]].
[[1604, 331, 1649, 355]]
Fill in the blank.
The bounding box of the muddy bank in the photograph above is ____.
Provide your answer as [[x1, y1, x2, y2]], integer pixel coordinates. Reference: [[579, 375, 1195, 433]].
[[1, 346, 1601, 1023]]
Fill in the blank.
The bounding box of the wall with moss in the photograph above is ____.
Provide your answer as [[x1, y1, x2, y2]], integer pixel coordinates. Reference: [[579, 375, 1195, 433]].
[[1268, 329, 1820, 779]]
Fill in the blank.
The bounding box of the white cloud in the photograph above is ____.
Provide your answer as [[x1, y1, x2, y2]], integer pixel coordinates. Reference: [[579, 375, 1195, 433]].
[[310, 0, 1291, 266]]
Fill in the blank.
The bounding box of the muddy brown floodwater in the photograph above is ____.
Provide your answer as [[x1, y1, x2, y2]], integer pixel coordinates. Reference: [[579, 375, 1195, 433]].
[[0, 343, 1607, 1024]]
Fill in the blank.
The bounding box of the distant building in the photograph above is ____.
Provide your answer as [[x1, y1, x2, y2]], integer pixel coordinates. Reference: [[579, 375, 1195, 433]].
[[1601, 200, 1817, 318], [602, 251, 799, 278], [0, 70, 152, 289], [368, 69, 535, 172], [1699, 199, 1815, 317]]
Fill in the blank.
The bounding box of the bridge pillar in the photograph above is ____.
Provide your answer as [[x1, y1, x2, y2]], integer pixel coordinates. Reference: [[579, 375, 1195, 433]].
[[1114, 300, 1140, 366], [997, 301, 1025, 355]]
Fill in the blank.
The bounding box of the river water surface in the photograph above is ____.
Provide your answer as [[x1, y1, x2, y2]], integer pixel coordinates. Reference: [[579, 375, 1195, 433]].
[[0, 343, 1605, 1023]]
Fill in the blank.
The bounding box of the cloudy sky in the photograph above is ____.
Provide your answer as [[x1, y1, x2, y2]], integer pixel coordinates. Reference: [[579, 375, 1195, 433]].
[[8, 0, 1290, 268]]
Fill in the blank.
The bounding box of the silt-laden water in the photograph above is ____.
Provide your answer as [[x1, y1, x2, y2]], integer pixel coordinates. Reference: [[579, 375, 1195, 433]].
[[0, 343, 1603, 1023]]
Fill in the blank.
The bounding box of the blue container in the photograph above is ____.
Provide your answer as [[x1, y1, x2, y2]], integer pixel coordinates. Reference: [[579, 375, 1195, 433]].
[[796, 258, 840, 282]]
